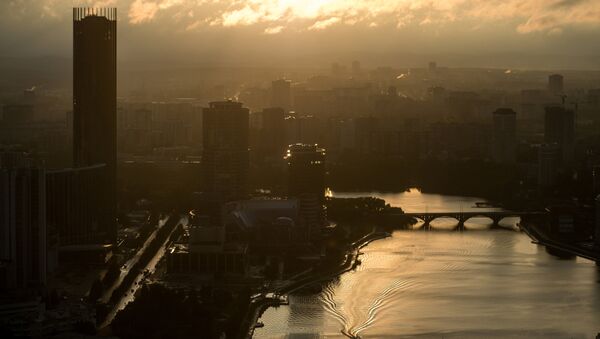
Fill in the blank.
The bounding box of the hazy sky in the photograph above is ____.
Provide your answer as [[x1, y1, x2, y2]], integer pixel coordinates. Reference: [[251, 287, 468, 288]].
[[2, 0, 600, 68]]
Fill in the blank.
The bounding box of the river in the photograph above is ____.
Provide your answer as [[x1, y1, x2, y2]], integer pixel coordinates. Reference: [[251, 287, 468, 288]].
[[254, 189, 600, 339]]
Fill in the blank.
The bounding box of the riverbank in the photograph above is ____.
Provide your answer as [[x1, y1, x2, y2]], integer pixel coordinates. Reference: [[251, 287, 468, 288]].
[[243, 228, 391, 339], [520, 221, 599, 264]]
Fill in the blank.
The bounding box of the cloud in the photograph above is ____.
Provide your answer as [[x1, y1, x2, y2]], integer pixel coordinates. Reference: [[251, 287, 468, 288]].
[[126, 0, 600, 35], [128, 0, 159, 24], [264, 25, 284, 34], [308, 17, 341, 31], [5, 0, 600, 35]]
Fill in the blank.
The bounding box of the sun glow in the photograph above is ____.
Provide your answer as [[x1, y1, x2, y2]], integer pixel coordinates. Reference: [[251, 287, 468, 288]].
[[14, 0, 600, 36], [113, 0, 600, 34]]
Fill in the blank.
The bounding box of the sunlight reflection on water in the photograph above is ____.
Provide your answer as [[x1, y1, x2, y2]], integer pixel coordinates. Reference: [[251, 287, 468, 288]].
[[255, 192, 600, 339]]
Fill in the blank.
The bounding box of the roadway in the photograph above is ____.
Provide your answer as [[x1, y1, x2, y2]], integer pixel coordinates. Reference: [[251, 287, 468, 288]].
[[99, 215, 188, 329]]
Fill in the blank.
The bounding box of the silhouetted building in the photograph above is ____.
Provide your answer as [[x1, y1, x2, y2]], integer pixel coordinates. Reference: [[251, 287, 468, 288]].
[[46, 164, 110, 248], [544, 106, 574, 163], [593, 165, 600, 196], [491, 108, 516, 164], [117, 107, 153, 154], [428, 86, 446, 102], [286, 144, 326, 239], [596, 195, 600, 249], [257, 107, 285, 163], [428, 61, 437, 73], [546, 205, 578, 240], [2, 104, 34, 124], [331, 62, 345, 77], [548, 74, 564, 93], [355, 117, 381, 155], [223, 199, 299, 245], [538, 143, 561, 187], [447, 91, 479, 121], [202, 101, 249, 206], [73, 8, 117, 244], [0, 156, 46, 292], [271, 79, 292, 112], [166, 214, 247, 277]]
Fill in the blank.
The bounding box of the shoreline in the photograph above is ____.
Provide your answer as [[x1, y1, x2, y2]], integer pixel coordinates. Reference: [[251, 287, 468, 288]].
[[242, 229, 391, 339], [519, 221, 599, 263]]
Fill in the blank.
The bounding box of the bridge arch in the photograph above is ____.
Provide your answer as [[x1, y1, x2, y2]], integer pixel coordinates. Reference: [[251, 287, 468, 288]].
[[462, 215, 496, 227], [420, 215, 463, 230], [405, 211, 532, 231]]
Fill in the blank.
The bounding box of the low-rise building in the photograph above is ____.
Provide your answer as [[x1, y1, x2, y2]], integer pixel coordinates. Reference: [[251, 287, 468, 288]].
[[166, 214, 247, 277]]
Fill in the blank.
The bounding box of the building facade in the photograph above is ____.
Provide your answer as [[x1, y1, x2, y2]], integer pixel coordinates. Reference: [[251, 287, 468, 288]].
[[46, 164, 109, 247], [201, 101, 249, 205], [286, 144, 327, 240], [257, 107, 286, 163], [538, 143, 561, 188], [272, 79, 292, 112], [73, 8, 117, 243], [548, 74, 564, 94], [0, 159, 46, 291], [491, 108, 517, 164], [544, 106, 574, 164]]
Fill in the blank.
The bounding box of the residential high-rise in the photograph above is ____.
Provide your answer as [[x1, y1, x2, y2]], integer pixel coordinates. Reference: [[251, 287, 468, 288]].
[[257, 107, 285, 163], [548, 74, 564, 93], [491, 108, 517, 164], [271, 79, 292, 112], [202, 101, 249, 205], [0, 154, 46, 291], [538, 143, 561, 188], [285, 144, 326, 239], [544, 106, 574, 163], [72, 8, 117, 244], [46, 164, 108, 248]]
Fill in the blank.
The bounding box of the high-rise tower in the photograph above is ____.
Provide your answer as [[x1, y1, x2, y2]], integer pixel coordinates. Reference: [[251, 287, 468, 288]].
[[548, 74, 564, 94], [544, 106, 574, 164], [271, 79, 292, 112], [0, 153, 46, 291], [73, 8, 117, 244], [202, 101, 250, 204], [286, 144, 326, 240], [257, 107, 286, 163], [491, 108, 517, 164]]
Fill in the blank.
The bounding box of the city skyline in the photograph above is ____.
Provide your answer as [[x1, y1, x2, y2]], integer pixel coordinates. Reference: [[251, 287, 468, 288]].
[[1, 3, 600, 339]]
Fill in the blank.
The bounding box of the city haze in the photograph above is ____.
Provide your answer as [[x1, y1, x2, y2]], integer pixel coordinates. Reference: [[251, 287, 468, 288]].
[[2, 0, 600, 69], [2, 2, 600, 339]]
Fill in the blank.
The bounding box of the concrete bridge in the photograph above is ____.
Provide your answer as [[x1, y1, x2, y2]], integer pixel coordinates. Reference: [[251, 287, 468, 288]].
[[404, 211, 542, 231]]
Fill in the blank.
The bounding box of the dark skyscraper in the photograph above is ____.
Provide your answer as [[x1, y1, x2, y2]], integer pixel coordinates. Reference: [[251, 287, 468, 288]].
[[0, 154, 46, 291], [548, 74, 564, 93], [72, 8, 117, 244], [271, 79, 292, 112], [286, 144, 326, 239], [202, 101, 249, 203], [544, 106, 574, 163], [257, 107, 285, 163], [491, 108, 517, 164]]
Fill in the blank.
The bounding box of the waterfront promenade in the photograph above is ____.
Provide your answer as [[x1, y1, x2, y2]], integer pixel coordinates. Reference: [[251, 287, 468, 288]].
[[242, 229, 391, 339]]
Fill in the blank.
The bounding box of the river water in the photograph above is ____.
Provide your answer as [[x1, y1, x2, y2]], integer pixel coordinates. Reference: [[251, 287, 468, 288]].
[[254, 189, 600, 339]]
